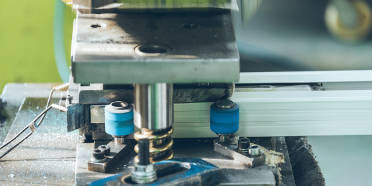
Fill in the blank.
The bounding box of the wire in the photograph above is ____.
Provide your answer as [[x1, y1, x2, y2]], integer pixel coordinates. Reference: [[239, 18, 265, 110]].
[[0, 84, 69, 160]]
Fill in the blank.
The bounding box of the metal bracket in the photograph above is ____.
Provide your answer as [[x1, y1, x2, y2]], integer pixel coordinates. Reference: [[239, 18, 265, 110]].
[[88, 140, 135, 173]]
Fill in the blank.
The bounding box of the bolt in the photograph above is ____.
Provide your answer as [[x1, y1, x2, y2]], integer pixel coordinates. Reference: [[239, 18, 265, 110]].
[[131, 139, 157, 184], [98, 145, 110, 156], [92, 148, 105, 160], [238, 137, 250, 155], [137, 139, 150, 165], [249, 145, 262, 156]]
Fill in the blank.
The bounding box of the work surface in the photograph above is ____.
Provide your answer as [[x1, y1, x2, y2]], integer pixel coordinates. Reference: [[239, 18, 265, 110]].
[[0, 84, 78, 185], [1, 84, 372, 186]]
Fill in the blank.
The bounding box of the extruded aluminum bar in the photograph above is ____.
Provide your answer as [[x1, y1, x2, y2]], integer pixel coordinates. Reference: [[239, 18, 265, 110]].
[[173, 88, 372, 137], [239, 71, 372, 84]]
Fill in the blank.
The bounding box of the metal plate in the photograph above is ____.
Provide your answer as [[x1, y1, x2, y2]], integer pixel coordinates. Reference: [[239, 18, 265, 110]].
[[73, 0, 238, 12], [0, 98, 78, 185], [72, 12, 239, 84]]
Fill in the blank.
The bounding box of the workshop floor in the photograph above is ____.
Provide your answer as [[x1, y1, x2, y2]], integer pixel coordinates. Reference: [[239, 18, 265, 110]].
[[308, 136, 372, 186]]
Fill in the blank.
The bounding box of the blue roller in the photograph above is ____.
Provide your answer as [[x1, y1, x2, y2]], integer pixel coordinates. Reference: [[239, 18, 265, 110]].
[[105, 101, 134, 136], [210, 99, 239, 135]]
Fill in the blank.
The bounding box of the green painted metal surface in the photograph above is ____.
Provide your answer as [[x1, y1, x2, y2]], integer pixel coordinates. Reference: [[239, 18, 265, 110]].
[[0, 0, 74, 91]]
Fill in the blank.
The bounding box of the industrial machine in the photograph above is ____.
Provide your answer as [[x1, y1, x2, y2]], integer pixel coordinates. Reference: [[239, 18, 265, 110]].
[[1, 0, 372, 185]]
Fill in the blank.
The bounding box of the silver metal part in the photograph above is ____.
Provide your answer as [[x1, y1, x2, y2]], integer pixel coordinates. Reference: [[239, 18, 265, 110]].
[[215, 99, 235, 109], [239, 71, 372, 84], [68, 82, 233, 105], [88, 140, 135, 173], [217, 167, 276, 186], [214, 141, 254, 168], [114, 137, 125, 144], [134, 84, 173, 130], [71, 12, 239, 84], [105, 101, 132, 114], [90, 105, 105, 123], [173, 85, 372, 137], [72, 0, 238, 13], [131, 164, 157, 184], [249, 145, 261, 156]]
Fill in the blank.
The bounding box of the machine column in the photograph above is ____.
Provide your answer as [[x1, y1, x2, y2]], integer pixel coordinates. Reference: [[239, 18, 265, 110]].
[[133, 83, 174, 162]]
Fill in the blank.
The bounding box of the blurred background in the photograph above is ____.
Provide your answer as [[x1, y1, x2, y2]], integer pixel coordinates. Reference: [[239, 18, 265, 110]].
[[0, 0, 74, 91], [1, 0, 372, 92]]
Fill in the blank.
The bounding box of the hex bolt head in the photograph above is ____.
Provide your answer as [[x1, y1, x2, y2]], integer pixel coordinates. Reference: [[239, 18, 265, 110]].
[[98, 145, 110, 156], [92, 148, 105, 160], [249, 145, 262, 156]]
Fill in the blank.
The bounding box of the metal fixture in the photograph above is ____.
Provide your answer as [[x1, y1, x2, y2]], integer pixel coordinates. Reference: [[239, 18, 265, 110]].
[[92, 148, 105, 161], [134, 84, 173, 130], [70, 13, 239, 84], [98, 145, 110, 155], [87, 140, 135, 173]]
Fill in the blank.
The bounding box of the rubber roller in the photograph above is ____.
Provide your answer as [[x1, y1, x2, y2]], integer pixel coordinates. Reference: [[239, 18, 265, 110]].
[[105, 101, 134, 136], [210, 99, 239, 135]]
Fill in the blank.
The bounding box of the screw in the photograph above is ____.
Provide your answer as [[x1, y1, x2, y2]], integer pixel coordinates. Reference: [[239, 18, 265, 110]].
[[131, 139, 157, 184], [137, 139, 150, 165]]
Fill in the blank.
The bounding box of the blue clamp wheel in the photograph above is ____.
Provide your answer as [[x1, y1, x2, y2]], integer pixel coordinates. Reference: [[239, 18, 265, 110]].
[[105, 101, 134, 136], [210, 99, 239, 135]]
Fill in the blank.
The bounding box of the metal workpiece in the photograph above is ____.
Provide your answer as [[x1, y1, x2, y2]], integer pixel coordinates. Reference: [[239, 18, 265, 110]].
[[134, 84, 173, 130], [71, 12, 239, 84]]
